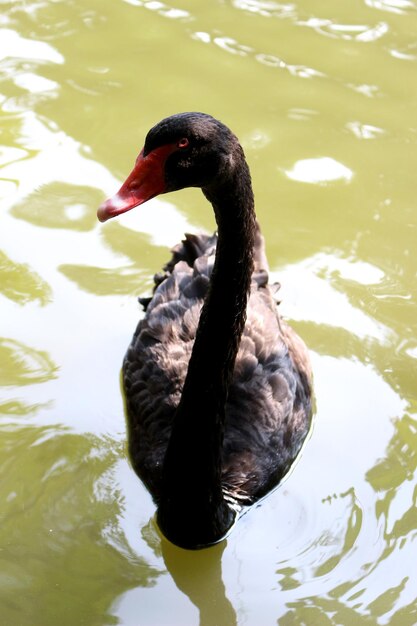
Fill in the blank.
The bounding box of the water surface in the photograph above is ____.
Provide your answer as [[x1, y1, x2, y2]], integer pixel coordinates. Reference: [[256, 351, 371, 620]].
[[1, 1, 417, 624]]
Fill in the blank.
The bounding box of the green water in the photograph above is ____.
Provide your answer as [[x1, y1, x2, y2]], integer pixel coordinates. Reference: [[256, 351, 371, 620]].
[[1, 0, 417, 624]]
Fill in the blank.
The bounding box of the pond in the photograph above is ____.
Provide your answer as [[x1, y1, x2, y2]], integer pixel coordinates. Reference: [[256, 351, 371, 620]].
[[1, 0, 417, 624]]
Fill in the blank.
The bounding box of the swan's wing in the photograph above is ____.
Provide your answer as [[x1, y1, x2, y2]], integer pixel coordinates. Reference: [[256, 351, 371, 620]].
[[124, 234, 215, 493], [222, 279, 313, 503], [163, 232, 217, 273], [139, 233, 217, 310]]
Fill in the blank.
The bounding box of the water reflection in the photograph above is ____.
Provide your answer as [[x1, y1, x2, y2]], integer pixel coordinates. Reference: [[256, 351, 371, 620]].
[[273, 487, 365, 591], [0, 250, 51, 305], [59, 262, 149, 296], [0, 338, 57, 386], [300, 18, 389, 42], [231, 0, 297, 20], [367, 413, 417, 538], [59, 214, 194, 296], [0, 27, 62, 114], [0, 398, 50, 417], [123, 0, 191, 20], [101, 221, 157, 264], [268, 410, 414, 624], [346, 121, 385, 139], [313, 489, 362, 578], [192, 30, 326, 81], [59, 221, 153, 296], [161, 540, 237, 626], [0, 423, 162, 626], [365, 0, 415, 15], [0, 28, 64, 65], [276, 254, 392, 343], [11, 183, 102, 231], [284, 157, 353, 184], [0, 107, 118, 216]]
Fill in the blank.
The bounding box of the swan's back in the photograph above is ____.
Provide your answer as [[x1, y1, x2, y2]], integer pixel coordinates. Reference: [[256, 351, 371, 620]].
[[124, 231, 312, 503]]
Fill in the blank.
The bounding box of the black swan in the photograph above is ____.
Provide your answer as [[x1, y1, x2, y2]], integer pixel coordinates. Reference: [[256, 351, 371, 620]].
[[98, 112, 313, 549]]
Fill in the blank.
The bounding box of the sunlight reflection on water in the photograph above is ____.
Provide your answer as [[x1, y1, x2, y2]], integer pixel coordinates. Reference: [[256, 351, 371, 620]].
[[284, 157, 354, 184]]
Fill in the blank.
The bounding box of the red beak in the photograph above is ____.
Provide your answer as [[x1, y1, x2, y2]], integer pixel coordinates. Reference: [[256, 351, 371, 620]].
[[97, 144, 176, 223]]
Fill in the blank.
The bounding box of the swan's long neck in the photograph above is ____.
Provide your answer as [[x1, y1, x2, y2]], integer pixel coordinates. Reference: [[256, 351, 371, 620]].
[[158, 151, 256, 548]]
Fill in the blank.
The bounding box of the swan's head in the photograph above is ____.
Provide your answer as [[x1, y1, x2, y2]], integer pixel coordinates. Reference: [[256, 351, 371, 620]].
[[98, 112, 239, 222]]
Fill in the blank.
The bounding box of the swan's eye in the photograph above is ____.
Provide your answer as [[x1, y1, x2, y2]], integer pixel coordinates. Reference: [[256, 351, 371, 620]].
[[177, 138, 189, 149]]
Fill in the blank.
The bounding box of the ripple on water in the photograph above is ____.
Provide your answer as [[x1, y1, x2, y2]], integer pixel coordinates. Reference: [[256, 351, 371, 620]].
[[364, 0, 416, 15], [215, 346, 407, 622]]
